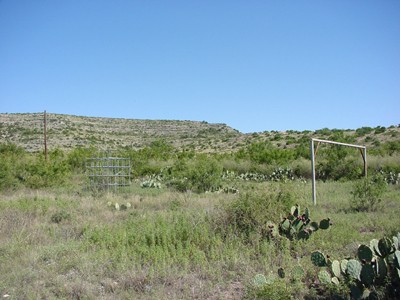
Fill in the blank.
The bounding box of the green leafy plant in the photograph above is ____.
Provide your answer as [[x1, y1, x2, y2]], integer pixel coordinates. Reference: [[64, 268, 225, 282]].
[[266, 205, 331, 241], [51, 210, 71, 223], [310, 233, 400, 299], [350, 174, 387, 212]]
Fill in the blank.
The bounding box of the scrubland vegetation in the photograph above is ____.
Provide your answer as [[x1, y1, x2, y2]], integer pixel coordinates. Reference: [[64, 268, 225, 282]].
[[1, 120, 400, 299]]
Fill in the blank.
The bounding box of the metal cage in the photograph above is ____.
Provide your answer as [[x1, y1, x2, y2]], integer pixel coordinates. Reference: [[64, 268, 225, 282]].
[[85, 155, 131, 191]]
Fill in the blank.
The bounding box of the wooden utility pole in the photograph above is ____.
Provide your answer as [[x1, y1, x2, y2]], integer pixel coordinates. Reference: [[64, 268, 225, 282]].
[[44, 110, 48, 161]]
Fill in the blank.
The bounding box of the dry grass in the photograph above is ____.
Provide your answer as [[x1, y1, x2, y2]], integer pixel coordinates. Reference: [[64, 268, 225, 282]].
[[0, 181, 399, 299]]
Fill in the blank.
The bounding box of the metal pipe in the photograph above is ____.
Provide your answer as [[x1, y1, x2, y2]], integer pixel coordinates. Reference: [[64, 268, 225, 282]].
[[311, 139, 316, 205]]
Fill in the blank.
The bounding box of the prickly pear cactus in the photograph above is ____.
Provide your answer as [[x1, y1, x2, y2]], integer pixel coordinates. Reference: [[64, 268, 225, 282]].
[[331, 260, 341, 278], [278, 267, 285, 279], [340, 259, 348, 274], [253, 274, 267, 287], [304, 207, 310, 220], [318, 270, 331, 284], [346, 259, 362, 280], [360, 264, 374, 286], [310, 221, 319, 231], [280, 219, 290, 232], [394, 250, 400, 269], [358, 244, 373, 262], [278, 206, 330, 240], [375, 257, 388, 279], [331, 276, 340, 285], [378, 237, 395, 258], [370, 239, 380, 256], [292, 265, 305, 280], [393, 236, 399, 250], [319, 218, 331, 230], [311, 251, 327, 267], [298, 229, 311, 240], [291, 205, 299, 217]]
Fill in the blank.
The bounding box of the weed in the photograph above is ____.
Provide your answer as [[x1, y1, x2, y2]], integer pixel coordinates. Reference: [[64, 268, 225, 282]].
[[51, 210, 71, 223]]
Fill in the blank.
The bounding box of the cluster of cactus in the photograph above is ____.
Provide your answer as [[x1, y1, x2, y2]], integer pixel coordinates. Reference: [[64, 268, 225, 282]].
[[253, 265, 305, 288], [311, 233, 400, 299], [107, 201, 132, 211], [237, 172, 270, 182], [269, 167, 295, 182], [140, 175, 162, 188], [378, 169, 400, 185], [235, 168, 297, 183], [209, 186, 239, 194], [266, 205, 331, 240]]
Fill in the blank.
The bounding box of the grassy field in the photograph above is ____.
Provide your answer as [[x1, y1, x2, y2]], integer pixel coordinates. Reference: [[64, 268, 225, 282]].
[[1, 180, 399, 299], [1, 117, 399, 298]]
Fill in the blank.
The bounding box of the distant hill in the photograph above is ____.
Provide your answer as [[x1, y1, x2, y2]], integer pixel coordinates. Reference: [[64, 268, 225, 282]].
[[0, 113, 399, 153]]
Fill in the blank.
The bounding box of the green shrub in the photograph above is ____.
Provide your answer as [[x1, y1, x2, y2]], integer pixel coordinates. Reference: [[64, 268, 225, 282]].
[[51, 210, 71, 223], [222, 187, 294, 241], [350, 174, 387, 212], [244, 278, 292, 300], [237, 142, 295, 165], [167, 155, 223, 193]]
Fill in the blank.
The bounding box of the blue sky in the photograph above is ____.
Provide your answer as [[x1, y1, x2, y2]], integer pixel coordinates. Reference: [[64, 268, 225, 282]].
[[1, 1, 399, 133]]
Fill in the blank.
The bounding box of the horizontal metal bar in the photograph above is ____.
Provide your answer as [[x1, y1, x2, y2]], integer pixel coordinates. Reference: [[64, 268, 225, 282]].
[[85, 166, 131, 168], [312, 138, 366, 149], [88, 175, 130, 177]]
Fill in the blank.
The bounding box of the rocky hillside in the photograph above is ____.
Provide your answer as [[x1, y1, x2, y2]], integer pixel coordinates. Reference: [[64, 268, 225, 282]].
[[0, 113, 243, 152], [0, 113, 399, 153]]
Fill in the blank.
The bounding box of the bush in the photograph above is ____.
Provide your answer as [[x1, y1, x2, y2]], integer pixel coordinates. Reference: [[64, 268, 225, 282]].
[[167, 155, 223, 193], [221, 187, 294, 242], [51, 210, 71, 223], [244, 279, 292, 300], [350, 174, 387, 212]]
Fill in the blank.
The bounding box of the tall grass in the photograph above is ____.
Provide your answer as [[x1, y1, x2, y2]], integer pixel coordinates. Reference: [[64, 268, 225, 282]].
[[1, 180, 399, 299]]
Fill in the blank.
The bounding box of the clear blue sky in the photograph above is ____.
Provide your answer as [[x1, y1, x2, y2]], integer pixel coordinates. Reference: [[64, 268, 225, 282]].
[[1, 1, 399, 133]]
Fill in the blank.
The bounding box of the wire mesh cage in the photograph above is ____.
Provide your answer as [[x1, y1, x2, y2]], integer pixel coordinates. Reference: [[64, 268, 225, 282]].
[[85, 153, 131, 191]]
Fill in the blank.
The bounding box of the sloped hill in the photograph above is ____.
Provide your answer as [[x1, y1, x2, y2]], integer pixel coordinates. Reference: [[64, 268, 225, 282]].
[[0, 113, 399, 153], [0, 113, 243, 152]]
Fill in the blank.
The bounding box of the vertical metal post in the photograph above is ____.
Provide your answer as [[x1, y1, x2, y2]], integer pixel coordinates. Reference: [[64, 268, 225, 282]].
[[311, 139, 316, 206], [44, 110, 48, 161], [363, 148, 367, 178]]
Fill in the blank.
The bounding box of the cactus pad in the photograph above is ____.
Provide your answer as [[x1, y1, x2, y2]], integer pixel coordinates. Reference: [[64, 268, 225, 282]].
[[331, 276, 340, 285], [375, 257, 388, 279], [278, 267, 285, 278], [292, 218, 304, 232], [370, 239, 381, 257], [360, 264, 374, 287], [304, 207, 310, 220], [292, 265, 305, 279], [310, 221, 319, 231], [319, 218, 330, 230], [340, 259, 348, 274], [346, 259, 362, 280], [280, 219, 291, 232], [253, 274, 267, 287], [393, 236, 399, 250], [331, 260, 341, 278], [378, 237, 395, 258], [318, 270, 331, 284], [358, 244, 373, 262], [291, 205, 299, 217], [298, 229, 310, 240], [350, 285, 363, 300], [394, 250, 400, 269], [311, 251, 327, 267]]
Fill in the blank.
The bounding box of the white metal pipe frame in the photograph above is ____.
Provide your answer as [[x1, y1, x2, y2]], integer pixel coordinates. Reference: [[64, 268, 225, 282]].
[[310, 138, 367, 206]]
